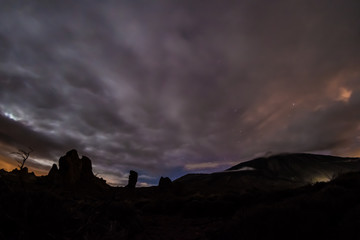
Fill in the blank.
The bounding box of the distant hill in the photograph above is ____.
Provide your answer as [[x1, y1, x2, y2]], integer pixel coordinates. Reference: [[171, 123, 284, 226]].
[[175, 153, 360, 193], [227, 153, 360, 183]]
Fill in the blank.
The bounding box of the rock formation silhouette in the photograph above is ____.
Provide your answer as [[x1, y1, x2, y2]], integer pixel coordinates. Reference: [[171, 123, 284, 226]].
[[47, 149, 107, 191], [58, 149, 94, 185], [158, 176, 172, 188], [126, 170, 138, 189], [47, 164, 60, 185], [48, 164, 58, 177]]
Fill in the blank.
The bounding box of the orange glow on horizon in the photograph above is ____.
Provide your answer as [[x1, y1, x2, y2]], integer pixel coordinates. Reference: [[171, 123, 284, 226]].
[[0, 155, 49, 176], [0, 157, 17, 171]]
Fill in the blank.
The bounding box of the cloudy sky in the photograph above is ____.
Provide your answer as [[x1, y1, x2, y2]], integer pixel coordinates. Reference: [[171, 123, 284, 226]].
[[0, 1, 360, 186]]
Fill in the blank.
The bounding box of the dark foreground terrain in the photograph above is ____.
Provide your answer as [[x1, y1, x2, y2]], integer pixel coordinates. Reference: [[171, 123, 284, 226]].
[[1, 151, 360, 240]]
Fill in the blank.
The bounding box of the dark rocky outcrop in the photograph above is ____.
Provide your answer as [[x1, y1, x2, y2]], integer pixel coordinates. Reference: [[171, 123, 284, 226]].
[[47, 149, 108, 191], [126, 170, 138, 189], [48, 164, 59, 177], [81, 156, 93, 178], [158, 177, 172, 188], [11, 167, 30, 174], [58, 149, 94, 185], [47, 164, 60, 185]]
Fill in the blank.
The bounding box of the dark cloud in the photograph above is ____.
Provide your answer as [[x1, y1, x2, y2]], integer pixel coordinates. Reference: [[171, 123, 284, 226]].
[[0, 0, 360, 185]]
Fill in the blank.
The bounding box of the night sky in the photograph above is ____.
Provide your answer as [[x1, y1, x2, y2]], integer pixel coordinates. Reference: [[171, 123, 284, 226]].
[[1, 1, 360, 186]]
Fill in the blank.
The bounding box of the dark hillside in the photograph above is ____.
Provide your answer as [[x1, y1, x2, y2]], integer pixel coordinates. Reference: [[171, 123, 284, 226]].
[[1, 151, 360, 239]]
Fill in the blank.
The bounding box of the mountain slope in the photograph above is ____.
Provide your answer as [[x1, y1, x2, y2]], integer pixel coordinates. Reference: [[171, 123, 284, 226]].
[[227, 153, 360, 183], [174, 153, 360, 193]]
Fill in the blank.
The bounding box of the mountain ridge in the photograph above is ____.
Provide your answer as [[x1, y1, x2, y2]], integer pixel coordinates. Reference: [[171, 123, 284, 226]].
[[174, 153, 360, 194], [226, 152, 360, 183]]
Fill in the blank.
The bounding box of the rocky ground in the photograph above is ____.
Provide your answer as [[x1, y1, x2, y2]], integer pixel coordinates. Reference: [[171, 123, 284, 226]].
[[1, 150, 360, 240]]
